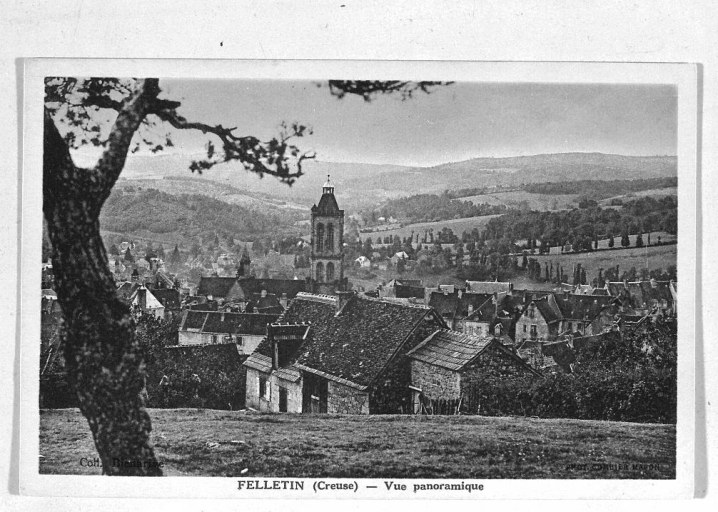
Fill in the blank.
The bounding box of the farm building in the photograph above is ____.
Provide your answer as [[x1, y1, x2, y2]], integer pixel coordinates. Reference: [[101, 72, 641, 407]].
[[407, 329, 541, 415], [243, 291, 447, 414]]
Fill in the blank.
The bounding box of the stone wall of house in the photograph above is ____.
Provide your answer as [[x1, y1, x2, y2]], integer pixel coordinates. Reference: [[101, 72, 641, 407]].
[[327, 381, 370, 414], [245, 368, 303, 413], [410, 360, 461, 400], [369, 314, 444, 414], [515, 313, 553, 343]]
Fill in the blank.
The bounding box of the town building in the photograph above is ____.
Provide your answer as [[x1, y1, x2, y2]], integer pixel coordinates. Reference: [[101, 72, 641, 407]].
[[243, 292, 447, 414], [407, 329, 541, 414]]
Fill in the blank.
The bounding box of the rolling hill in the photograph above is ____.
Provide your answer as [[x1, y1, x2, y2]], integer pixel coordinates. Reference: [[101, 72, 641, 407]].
[[114, 152, 677, 212]]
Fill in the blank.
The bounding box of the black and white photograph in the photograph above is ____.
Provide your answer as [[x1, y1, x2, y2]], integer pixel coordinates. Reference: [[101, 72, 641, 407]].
[[18, 59, 697, 499]]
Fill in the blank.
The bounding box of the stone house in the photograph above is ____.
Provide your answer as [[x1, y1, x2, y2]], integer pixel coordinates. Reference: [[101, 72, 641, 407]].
[[407, 329, 541, 414], [515, 295, 562, 343], [243, 291, 447, 414], [177, 311, 279, 354], [428, 289, 493, 332], [605, 279, 675, 317]]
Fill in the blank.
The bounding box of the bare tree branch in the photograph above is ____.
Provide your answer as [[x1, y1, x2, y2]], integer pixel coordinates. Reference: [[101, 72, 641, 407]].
[[151, 106, 315, 184]]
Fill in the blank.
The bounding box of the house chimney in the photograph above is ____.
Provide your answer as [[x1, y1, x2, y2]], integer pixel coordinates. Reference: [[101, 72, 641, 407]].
[[280, 292, 288, 309], [261, 289, 267, 298], [650, 278, 657, 288], [220, 312, 225, 322], [336, 291, 354, 314]]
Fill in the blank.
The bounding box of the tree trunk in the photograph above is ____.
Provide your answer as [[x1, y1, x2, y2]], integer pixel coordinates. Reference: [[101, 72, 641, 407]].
[[43, 111, 161, 476]]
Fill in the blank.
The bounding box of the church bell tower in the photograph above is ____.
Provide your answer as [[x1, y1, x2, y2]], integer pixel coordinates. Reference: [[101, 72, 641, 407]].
[[310, 176, 345, 294]]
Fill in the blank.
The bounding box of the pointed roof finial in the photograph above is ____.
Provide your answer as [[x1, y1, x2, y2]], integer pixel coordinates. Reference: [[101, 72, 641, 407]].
[[323, 174, 334, 193]]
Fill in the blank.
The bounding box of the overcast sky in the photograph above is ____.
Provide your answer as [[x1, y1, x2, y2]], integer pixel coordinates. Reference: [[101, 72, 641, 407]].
[[153, 79, 676, 167]]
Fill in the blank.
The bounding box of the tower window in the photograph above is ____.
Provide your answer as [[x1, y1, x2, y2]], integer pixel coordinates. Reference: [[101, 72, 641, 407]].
[[315, 262, 324, 283], [326, 262, 335, 282], [326, 223, 334, 252], [316, 223, 325, 252]]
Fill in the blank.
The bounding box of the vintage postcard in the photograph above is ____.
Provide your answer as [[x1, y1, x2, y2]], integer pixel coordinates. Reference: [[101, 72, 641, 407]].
[[19, 59, 698, 499]]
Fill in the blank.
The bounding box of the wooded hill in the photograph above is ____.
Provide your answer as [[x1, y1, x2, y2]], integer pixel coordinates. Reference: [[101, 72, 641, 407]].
[[100, 187, 303, 243]]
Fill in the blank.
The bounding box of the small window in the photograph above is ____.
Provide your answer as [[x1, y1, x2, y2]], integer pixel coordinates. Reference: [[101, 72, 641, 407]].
[[530, 325, 537, 337], [567, 322, 573, 331], [259, 376, 267, 398], [211, 334, 218, 344], [523, 324, 527, 333], [236, 336, 243, 346]]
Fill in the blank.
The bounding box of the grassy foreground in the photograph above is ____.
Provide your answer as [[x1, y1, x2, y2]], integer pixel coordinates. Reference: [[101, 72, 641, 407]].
[[40, 408, 675, 479]]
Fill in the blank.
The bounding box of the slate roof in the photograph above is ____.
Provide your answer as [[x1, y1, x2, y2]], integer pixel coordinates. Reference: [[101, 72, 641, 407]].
[[408, 329, 540, 375], [534, 297, 562, 324], [152, 288, 180, 310], [555, 294, 616, 320], [245, 292, 284, 314], [428, 291, 493, 321], [312, 191, 343, 216], [197, 277, 238, 298], [181, 310, 207, 330], [395, 284, 425, 299], [180, 311, 279, 335], [407, 329, 493, 371], [246, 292, 439, 389], [237, 277, 307, 300]]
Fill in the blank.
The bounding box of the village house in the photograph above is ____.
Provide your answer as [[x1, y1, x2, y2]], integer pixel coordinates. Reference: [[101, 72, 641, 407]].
[[128, 285, 165, 319], [177, 310, 280, 354], [407, 329, 541, 414], [515, 292, 623, 345], [427, 289, 493, 332], [605, 279, 676, 317], [243, 291, 447, 414]]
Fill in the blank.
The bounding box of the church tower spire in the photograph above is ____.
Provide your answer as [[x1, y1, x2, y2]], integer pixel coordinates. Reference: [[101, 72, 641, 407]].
[[311, 175, 345, 293]]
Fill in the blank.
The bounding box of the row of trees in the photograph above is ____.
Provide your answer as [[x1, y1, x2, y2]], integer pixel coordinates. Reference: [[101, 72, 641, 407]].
[[473, 322, 677, 423]]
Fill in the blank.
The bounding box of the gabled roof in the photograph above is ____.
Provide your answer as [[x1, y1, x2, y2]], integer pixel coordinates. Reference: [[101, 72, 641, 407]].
[[246, 292, 441, 389], [197, 277, 238, 298], [130, 287, 164, 310], [408, 329, 540, 375], [152, 288, 180, 309], [407, 329, 493, 371], [531, 297, 562, 324]]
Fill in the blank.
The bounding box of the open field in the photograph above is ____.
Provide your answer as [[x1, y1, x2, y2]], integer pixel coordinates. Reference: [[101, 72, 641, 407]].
[[533, 243, 676, 278], [40, 408, 675, 479], [463, 190, 580, 211], [600, 187, 678, 206], [359, 215, 501, 242]]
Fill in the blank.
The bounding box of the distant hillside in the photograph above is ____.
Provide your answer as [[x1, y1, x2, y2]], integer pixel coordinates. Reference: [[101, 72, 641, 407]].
[[100, 188, 304, 246], [351, 153, 677, 195], [115, 152, 677, 212], [119, 154, 412, 210]]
